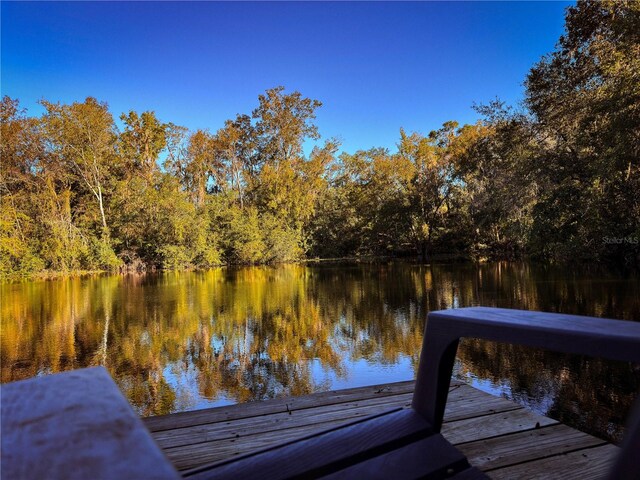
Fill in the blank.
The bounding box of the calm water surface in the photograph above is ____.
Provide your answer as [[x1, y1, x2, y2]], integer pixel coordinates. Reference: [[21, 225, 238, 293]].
[[2, 262, 639, 443]]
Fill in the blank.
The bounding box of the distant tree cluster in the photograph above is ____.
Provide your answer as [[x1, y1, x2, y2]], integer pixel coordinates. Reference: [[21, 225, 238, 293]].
[[1, 0, 638, 278]]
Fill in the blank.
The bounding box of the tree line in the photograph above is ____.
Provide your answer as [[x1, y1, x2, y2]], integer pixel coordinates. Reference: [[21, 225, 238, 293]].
[[1, 0, 638, 278]]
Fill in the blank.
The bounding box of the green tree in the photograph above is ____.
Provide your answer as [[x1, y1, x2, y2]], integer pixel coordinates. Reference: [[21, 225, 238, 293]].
[[211, 115, 256, 208], [322, 147, 412, 256], [455, 104, 538, 258], [525, 0, 640, 263], [40, 97, 117, 232], [252, 86, 322, 166], [119, 110, 168, 179], [400, 124, 462, 258], [0, 97, 45, 276]]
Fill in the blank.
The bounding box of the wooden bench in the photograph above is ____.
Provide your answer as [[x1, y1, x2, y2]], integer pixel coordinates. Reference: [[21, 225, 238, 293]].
[[2, 307, 639, 479]]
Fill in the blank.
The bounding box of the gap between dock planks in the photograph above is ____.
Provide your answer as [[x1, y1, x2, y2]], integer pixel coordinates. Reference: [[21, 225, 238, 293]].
[[144, 380, 617, 478]]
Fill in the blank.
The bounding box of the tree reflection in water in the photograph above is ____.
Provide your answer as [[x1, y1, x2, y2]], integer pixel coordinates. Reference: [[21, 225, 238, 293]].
[[1, 262, 638, 442]]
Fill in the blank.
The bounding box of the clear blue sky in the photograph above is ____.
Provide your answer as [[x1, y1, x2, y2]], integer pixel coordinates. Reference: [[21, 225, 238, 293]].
[[2, 1, 571, 154]]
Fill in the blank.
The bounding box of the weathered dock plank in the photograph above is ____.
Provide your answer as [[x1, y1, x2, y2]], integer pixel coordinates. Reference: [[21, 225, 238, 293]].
[[145, 380, 619, 478], [442, 384, 524, 422], [457, 423, 608, 471], [441, 408, 559, 445], [487, 444, 620, 479], [152, 393, 415, 450], [145, 380, 420, 432]]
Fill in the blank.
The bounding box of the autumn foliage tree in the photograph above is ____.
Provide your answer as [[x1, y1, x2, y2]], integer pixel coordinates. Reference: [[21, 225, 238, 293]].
[[1, 1, 639, 278]]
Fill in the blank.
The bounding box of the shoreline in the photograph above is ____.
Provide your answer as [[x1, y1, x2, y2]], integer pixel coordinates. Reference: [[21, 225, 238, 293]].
[[0, 253, 483, 282], [3, 253, 637, 283]]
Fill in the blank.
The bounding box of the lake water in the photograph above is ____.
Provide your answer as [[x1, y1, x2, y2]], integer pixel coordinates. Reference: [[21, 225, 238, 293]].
[[1, 262, 639, 443]]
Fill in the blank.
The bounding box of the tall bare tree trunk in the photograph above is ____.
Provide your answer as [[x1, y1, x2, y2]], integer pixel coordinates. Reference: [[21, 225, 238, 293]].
[[97, 185, 107, 229]]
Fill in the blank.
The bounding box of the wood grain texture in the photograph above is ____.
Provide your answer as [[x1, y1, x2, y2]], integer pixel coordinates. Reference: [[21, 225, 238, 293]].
[[152, 382, 616, 477], [150, 380, 619, 478], [165, 414, 386, 471], [0, 367, 179, 480], [144, 379, 422, 432], [156, 384, 526, 471], [154, 385, 617, 478], [443, 384, 523, 422], [457, 423, 608, 471], [487, 444, 620, 480], [186, 409, 432, 479], [153, 383, 519, 454], [153, 392, 414, 449], [442, 407, 559, 445]]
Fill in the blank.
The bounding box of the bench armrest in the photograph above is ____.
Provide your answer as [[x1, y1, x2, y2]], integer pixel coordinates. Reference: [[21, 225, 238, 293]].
[[413, 307, 640, 428], [411, 307, 640, 480]]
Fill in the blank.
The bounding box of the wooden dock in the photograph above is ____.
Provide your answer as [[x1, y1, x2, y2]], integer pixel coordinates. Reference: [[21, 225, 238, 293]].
[[144, 380, 619, 479]]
